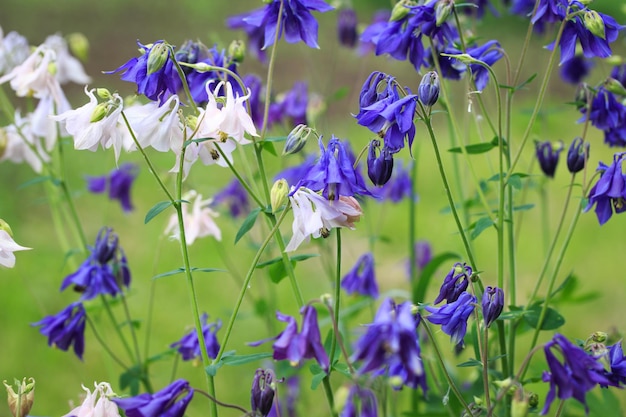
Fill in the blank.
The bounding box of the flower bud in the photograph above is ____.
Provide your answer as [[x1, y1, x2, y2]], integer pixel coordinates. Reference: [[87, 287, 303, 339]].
[[270, 179, 289, 213], [482, 286, 504, 328], [90, 102, 109, 123], [228, 40, 246, 63], [96, 88, 112, 100], [604, 77, 626, 96], [367, 139, 394, 187], [566, 137, 589, 174], [591, 331, 608, 343], [435, 0, 454, 26], [337, 8, 358, 48], [584, 11, 606, 39], [251, 369, 276, 417], [418, 71, 440, 107], [4, 378, 35, 417], [535, 140, 563, 178], [283, 124, 312, 155], [147, 42, 170, 75], [511, 388, 529, 417], [67, 32, 90, 62], [528, 392, 539, 408], [390, 0, 411, 22]]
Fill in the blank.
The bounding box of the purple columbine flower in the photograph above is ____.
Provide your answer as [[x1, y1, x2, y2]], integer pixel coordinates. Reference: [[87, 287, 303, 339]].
[[559, 55, 594, 84], [583, 87, 626, 132], [341, 252, 379, 299], [213, 178, 250, 218], [338, 8, 358, 48], [228, 0, 333, 52], [108, 40, 180, 104], [87, 163, 138, 213], [113, 379, 194, 417], [298, 136, 371, 200], [358, 10, 391, 56], [351, 299, 426, 391], [250, 305, 329, 372], [566, 137, 589, 174], [433, 262, 472, 304], [481, 286, 504, 328], [60, 227, 131, 300], [32, 302, 86, 360], [535, 141, 563, 178], [170, 313, 221, 361], [227, 11, 268, 63], [273, 81, 309, 126], [251, 369, 276, 417], [541, 334, 611, 415], [367, 139, 394, 187], [425, 292, 476, 347], [604, 342, 626, 387], [341, 385, 378, 417], [355, 72, 418, 154], [242, 74, 267, 129], [584, 152, 626, 225]]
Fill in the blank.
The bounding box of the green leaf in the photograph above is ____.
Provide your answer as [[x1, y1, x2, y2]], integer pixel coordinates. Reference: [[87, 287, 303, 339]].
[[457, 358, 483, 368], [261, 136, 287, 143], [18, 175, 57, 189], [309, 363, 326, 390], [448, 142, 496, 154], [205, 363, 222, 377], [486, 172, 529, 190], [512, 204, 534, 211], [222, 352, 273, 366], [119, 366, 142, 395], [412, 251, 461, 304], [152, 267, 225, 280], [585, 385, 624, 417], [523, 304, 565, 330], [330, 86, 349, 101], [269, 262, 287, 284], [261, 141, 277, 156], [469, 216, 495, 240], [235, 207, 261, 244], [332, 363, 352, 377], [145, 201, 173, 224], [256, 254, 319, 268]]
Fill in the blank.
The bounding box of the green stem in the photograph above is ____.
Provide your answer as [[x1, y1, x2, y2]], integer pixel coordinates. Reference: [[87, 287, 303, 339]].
[[85, 314, 130, 370], [120, 293, 143, 366], [213, 205, 292, 363], [99, 295, 135, 363], [321, 378, 337, 417], [329, 229, 341, 364], [422, 321, 473, 416]]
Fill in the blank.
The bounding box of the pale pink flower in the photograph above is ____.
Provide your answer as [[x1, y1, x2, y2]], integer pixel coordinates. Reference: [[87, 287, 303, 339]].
[[165, 190, 221, 245], [62, 382, 120, 417], [0, 229, 31, 268], [285, 187, 362, 252], [51, 87, 132, 161]]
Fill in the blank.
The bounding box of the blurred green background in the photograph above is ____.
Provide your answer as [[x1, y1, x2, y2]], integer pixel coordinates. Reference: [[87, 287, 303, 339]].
[[1, 1, 626, 416]]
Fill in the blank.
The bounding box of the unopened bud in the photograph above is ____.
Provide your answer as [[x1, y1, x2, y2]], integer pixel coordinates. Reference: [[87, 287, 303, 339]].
[[418, 71, 440, 107], [605, 77, 626, 96], [435, 0, 454, 26], [591, 331, 608, 343], [96, 88, 112, 100], [251, 369, 275, 417], [228, 40, 246, 63], [511, 388, 529, 417], [270, 179, 289, 213], [0, 219, 13, 236], [147, 42, 170, 75], [367, 139, 394, 186], [528, 392, 539, 408], [390, 1, 411, 22], [67, 32, 89, 62], [4, 378, 35, 417], [283, 124, 312, 156], [584, 10, 606, 39], [90, 102, 109, 123], [566, 137, 589, 174]]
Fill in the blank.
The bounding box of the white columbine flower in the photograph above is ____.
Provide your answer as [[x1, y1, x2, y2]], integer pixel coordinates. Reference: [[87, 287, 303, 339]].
[[0, 111, 51, 173], [124, 94, 183, 152], [44, 34, 91, 85], [285, 187, 363, 252], [0, 27, 30, 75], [62, 382, 120, 417], [51, 87, 132, 161], [218, 81, 257, 144], [165, 190, 221, 245], [0, 227, 31, 268]]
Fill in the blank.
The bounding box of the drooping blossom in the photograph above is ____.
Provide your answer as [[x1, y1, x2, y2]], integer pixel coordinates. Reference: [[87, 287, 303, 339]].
[[32, 302, 86, 360], [584, 152, 626, 225], [433, 262, 472, 305], [366, 139, 394, 187], [559, 55, 594, 84], [0, 112, 51, 173], [351, 298, 426, 391], [213, 178, 250, 218], [62, 382, 120, 417], [604, 342, 626, 387], [44, 33, 91, 85], [123, 94, 183, 152], [113, 379, 194, 417], [481, 286, 504, 328], [566, 136, 589, 174], [250, 369, 276, 417], [337, 8, 358, 48], [535, 141, 563, 178], [376, 160, 413, 203], [340, 385, 378, 417], [425, 292, 476, 347], [0, 225, 31, 268], [51, 87, 131, 161], [358, 10, 391, 56], [0, 28, 30, 75], [60, 228, 131, 300], [87, 163, 139, 213], [271, 81, 309, 126], [285, 186, 362, 252], [170, 313, 221, 361], [341, 252, 379, 299], [250, 305, 329, 372], [227, 0, 333, 53], [165, 190, 221, 244], [541, 334, 611, 415]]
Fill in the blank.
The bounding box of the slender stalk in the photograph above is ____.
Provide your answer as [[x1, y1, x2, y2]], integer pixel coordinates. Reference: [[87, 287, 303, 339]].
[[482, 326, 491, 410], [100, 294, 135, 363], [120, 293, 143, 368], [554, 400, 566, 417], [321, 378, 337, 417], [195, 389, 250, 414], [85, 314, 130, 370], [213, 205, 292, 363], [329, 229, 342, 364], [421, 321, 473, 415]]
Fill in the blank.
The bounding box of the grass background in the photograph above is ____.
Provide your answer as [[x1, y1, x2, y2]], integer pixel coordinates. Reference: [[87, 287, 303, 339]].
[[1, 1, 626, 416]]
